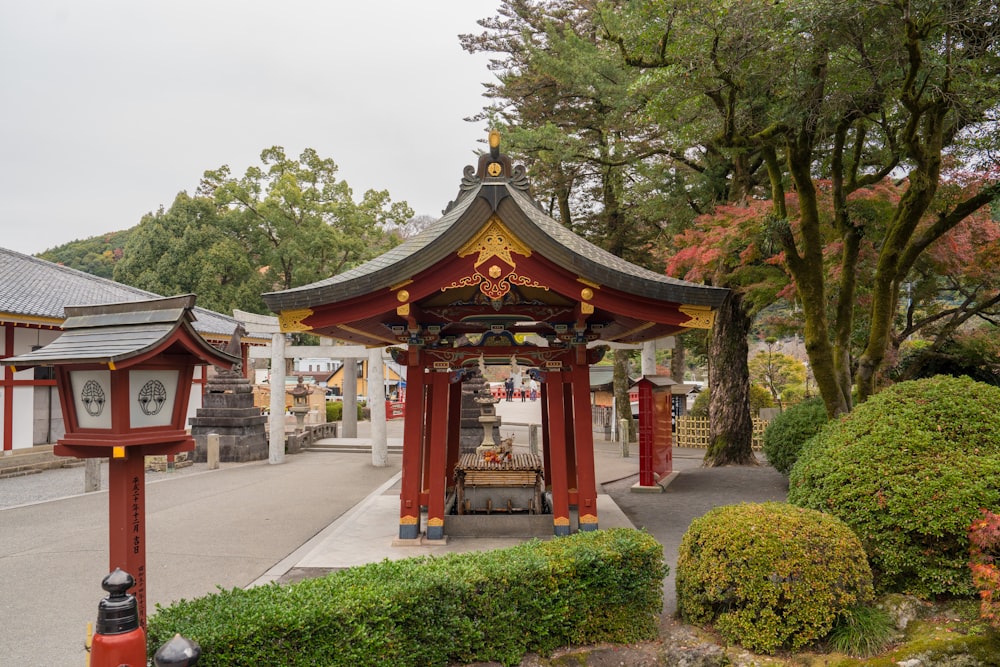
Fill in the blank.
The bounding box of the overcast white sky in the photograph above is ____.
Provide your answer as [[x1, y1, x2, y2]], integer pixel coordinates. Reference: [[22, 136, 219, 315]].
[[1, 1, 501, 256]]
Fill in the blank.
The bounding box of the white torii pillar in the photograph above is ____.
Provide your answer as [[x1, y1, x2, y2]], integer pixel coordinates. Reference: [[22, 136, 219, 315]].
[[268, 332, 286, 464], [641, 340, 657, 376], [341, 357, 358, 439], [233, 310, 287, 465], [368, 347, 388, 467]]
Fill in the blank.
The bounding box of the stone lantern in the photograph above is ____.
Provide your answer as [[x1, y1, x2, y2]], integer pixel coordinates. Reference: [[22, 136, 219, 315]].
[[288, 375, 312, 433]]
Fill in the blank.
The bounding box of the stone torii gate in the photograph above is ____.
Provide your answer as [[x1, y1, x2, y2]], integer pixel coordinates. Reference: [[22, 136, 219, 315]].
[[261, 132, 728, 540]]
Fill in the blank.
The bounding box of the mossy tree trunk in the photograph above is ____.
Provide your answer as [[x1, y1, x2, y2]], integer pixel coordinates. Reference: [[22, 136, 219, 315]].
[[705, 292, 757, 466]]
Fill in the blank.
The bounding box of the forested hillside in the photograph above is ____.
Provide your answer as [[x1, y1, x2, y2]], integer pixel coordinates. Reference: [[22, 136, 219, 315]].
[[37, 229, 133, 280]]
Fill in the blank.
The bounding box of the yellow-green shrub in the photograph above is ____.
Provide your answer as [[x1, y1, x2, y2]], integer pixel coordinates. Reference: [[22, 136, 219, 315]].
[[788, 376, 1000, 597], [676, 502, 874, 654]]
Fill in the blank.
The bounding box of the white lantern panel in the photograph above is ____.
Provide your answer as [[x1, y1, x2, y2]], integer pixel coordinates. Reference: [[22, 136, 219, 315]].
[[129, 370, 179, 428], [71, 370, 112, 429]]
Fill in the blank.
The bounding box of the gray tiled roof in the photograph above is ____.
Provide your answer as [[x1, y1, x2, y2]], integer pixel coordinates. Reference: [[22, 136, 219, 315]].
[[262, 188, 483, 311], [504, 187, 728, 308], [0, 248, 240, 337], [2, 295, 239, 368], [263, 181, 728, 312]]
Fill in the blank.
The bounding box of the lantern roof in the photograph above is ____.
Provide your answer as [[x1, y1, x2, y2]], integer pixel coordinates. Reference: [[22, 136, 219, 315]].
[[1, 294, 240, 370]]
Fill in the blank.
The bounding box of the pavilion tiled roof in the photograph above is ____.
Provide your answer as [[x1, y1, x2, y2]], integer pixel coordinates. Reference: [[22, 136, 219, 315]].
[[262, 187, 483, 311], [503, 186, 727, 308], [0, 247, 242, 337], [263, 181, 728, 313]]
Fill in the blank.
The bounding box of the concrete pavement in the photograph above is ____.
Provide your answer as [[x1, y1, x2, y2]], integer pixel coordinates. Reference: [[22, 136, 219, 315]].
[[0, 397, 788, 665], [256, 398, 641, 584], [1, 448, 401, 666]]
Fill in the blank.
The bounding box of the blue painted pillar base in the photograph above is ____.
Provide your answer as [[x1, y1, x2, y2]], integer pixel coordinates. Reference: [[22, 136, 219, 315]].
[[425, 524, 444, 541], [553, 523, 571, 537], [579, 522, 598, 532], [398, 522, 420, 540]]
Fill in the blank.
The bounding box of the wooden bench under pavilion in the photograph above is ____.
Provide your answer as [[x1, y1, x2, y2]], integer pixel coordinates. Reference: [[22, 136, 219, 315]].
[[262, 131, 728, 541]]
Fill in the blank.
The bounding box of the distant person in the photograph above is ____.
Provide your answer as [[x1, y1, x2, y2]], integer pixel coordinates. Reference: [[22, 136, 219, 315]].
[[521, 376, 528, 401], [529, 378, 538, 401], [504, 376, 514, 401]]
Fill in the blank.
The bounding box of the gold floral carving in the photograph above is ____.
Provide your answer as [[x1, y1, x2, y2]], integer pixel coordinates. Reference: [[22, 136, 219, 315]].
[[508, 273, 546, 289], [427, 517, 444, 527], [553, 516, 571, 526], [278, 308, 313, 332], [678, 304, 716, 329], [579, 513, 598, 525], [445, 215, 548, 299], [399, 515, 419, 526]]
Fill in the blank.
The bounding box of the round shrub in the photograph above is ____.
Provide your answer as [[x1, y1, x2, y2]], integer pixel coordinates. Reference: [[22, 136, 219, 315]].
[[676, 502, 874, 654], [788, 375, 1000, 597], [762, 397, 828, 475]]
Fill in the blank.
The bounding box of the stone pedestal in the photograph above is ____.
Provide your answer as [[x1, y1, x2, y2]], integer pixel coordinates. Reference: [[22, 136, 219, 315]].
[[460, 370, 499, 454], [189, 374, 268, 463]]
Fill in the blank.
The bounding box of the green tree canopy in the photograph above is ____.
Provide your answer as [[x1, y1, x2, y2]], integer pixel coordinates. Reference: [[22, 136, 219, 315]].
[[198, 146, 412, 292], [603, 0, 1000, 415], [113, 192, 269, 314]]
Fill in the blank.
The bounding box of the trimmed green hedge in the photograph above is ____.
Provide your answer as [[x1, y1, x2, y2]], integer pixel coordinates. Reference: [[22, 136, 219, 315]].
[[147, 528, 665, 666], [676, 502, 874, 654], [762, 397, 828, 475], [788, 375, 1000, 597]]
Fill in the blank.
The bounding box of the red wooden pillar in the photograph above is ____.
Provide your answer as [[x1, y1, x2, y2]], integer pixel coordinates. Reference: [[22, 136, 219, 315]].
[[539, 381, 551, 487], [399, 362, 426, 540], [445, 377, 462, 491], [2, 324, 13, 452], [421, 389, 435, 498], [425, 371, 451, 541], [107, 451, 148, 626], [570, 363, 599, 531], [545, 371, 571, 536], [562, 381, 578, 497]]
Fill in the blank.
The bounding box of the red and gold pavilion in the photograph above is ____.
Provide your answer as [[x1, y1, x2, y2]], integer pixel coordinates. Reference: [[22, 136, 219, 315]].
[[262, 132, 728, 540]]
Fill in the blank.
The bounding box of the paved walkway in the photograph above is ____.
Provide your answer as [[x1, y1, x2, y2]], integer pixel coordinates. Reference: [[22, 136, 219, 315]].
[[0, 400, 787, 665]]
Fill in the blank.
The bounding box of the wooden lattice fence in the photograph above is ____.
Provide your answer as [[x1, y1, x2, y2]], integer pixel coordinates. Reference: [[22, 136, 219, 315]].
[[674, 416, 767, 450]]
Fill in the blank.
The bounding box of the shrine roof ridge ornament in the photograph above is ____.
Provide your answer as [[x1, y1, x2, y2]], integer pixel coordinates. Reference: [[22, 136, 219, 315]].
[[446, 129, 533, 216]]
